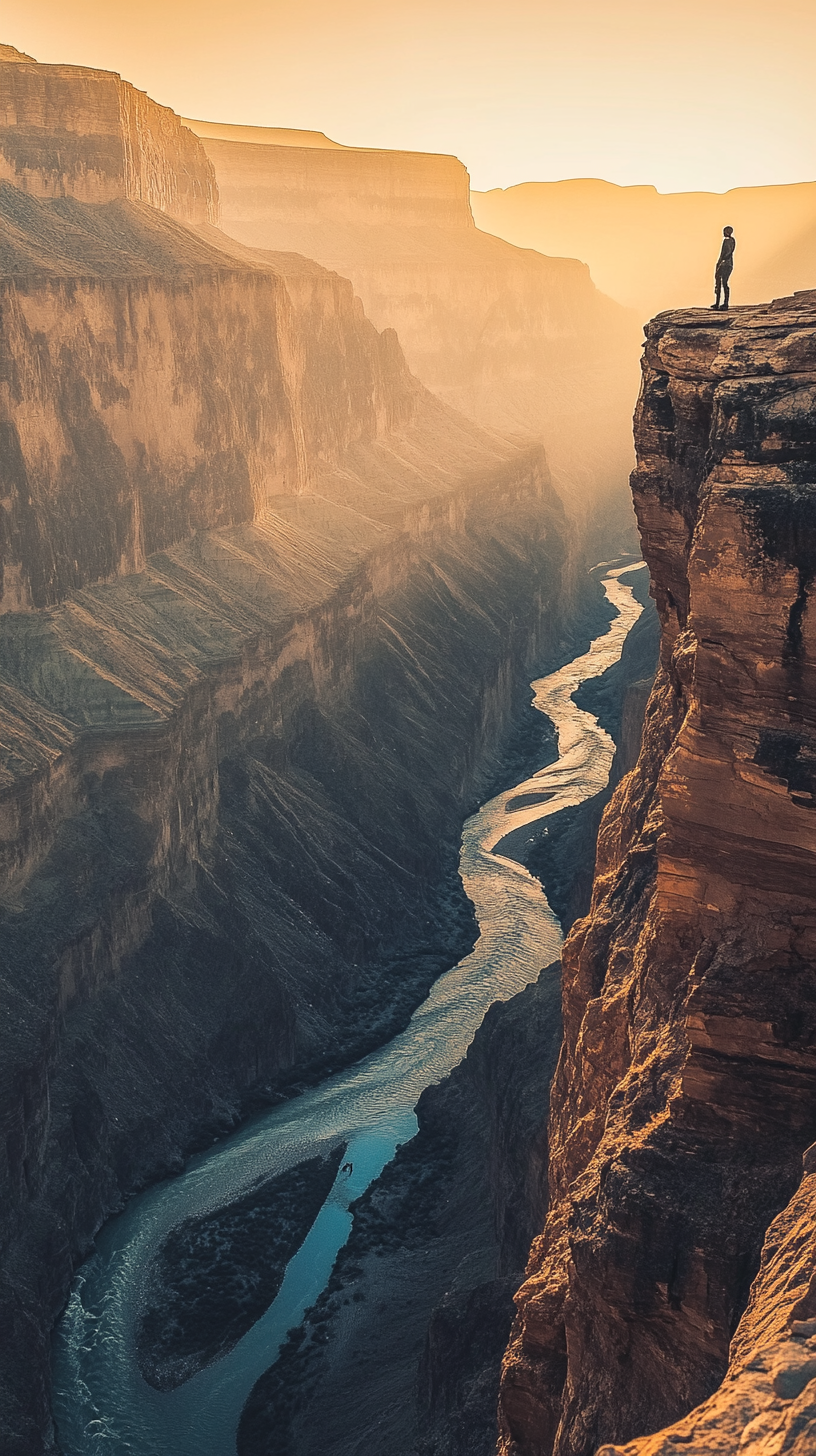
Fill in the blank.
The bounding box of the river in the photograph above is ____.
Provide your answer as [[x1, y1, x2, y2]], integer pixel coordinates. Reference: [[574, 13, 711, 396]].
[[51, 563, 644, 1456]]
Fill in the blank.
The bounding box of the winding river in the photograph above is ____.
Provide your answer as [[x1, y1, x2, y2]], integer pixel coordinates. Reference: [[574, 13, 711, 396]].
[[51, 564, 644, 1456]]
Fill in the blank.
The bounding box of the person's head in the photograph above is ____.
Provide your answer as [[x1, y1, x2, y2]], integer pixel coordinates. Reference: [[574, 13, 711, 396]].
[[723, 226, 734, 236]]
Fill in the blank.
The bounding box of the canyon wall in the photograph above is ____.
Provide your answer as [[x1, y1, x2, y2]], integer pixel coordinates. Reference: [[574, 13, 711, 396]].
[[192, 128, 472, 228], [0, 161, 600, 1452], [236, 962, 565, 1456], [0, 46, 217, 223], [1, 461, 576, 1456], [471, 179, 816, 320], [185, 121, 642, 532], [232, 579, 659, 1456], [0, 183, 416, 611], [498, 293, 816, 1456], [599, 1152, 816, 1455]]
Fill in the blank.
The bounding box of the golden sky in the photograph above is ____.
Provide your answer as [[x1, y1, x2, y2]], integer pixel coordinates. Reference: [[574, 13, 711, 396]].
[[5, 0, 815, 192]]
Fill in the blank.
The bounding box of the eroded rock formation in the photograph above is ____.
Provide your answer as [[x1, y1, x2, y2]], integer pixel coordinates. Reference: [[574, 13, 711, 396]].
[[0, 116, 601, 1450], [0, 183, 413, 610], [498, 294, 816, 1456], [599, 1148, 816, 1455], [0, 48, 217, 222], [184, 120, 641, 527]]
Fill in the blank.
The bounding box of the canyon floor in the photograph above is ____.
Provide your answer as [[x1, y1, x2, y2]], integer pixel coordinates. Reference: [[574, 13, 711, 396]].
[[5, 37, 816, 1456], [231, 567, 656, 1456]]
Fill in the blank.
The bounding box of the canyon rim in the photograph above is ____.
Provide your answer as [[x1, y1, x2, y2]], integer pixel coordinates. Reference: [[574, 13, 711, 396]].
[[0, 13, 815, 1456]]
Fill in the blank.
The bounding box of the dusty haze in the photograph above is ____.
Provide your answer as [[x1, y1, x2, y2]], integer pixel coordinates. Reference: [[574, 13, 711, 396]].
[[472, 178, 816, 320], [3, 0, 815, 193]]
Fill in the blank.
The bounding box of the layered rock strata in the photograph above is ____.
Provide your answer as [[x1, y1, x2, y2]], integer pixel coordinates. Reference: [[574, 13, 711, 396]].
[[0, 47, 217, 222], [185, 121, 641, 529], [193, 128, 472, 229], [0, 184, 413, 611], [498, 293, 816, 1456], [600, 1153, 816, 1455], [0, 176, 596, 1453]]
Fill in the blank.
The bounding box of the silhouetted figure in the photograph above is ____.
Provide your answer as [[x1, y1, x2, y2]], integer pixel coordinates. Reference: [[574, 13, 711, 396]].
[[711, 226, 736, 309], [341, 1161, 353, 1176]]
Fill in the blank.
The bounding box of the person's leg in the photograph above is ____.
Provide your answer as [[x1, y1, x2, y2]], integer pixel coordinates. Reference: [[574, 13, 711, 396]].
[[722, 273, 730, 308], [712, 269, 723, 308]]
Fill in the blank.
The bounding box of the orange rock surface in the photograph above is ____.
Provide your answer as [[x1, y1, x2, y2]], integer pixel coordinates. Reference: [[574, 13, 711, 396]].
[[185, 122, 641, 520], [498, 294, 816, 1456], [0, 47, 217, 224]]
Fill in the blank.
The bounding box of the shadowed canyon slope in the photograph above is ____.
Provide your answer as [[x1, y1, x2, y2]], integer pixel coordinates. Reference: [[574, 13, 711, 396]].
[[0, 181, 418, 611], [0, 93, 610, 1454], [601, 1157, 816, 1456], [12, 38, 814, 1456], [184, 119, 641, 525], [498, 293, 816, 1456], [472, 179, 816, 320]]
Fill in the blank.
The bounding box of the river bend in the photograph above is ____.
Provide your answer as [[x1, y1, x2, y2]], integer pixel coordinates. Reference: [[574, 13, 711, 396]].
[[51, 564, 644, 1456]]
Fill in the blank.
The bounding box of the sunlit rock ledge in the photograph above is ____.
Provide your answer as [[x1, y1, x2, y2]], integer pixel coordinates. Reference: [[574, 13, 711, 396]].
[[0, 44, 218, 223], [498, 292, 816, 1456]]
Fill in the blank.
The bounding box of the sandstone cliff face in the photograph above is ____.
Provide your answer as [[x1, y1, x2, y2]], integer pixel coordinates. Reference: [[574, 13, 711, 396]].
[[0, 172, 596, 1451], [194, 129, 472, 228], [599, 1158, 816, 1456], [185, 124, 641, 529], [0, 49, 217, 223], [498, 293, 816, 1456], [0, 184, 414, 611]]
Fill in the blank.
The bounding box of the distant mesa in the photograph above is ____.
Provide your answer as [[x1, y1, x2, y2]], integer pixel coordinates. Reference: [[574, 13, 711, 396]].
[[191, 121, 641, 520], [471, 176, 816, 318], [0, 47, 218, 224], [183, 118, 348, 150]]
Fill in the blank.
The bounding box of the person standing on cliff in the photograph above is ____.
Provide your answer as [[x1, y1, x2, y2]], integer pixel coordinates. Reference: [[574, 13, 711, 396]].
[[711, 226, 736, 309]]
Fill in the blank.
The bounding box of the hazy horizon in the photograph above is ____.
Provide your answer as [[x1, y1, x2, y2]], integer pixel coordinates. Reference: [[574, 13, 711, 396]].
[[4, 0, 815, 194]]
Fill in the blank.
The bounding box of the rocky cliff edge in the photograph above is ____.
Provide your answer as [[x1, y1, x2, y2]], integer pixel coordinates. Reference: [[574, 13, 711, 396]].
[[0, 45, 217, 223], [498, 293, 816, 1456]]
